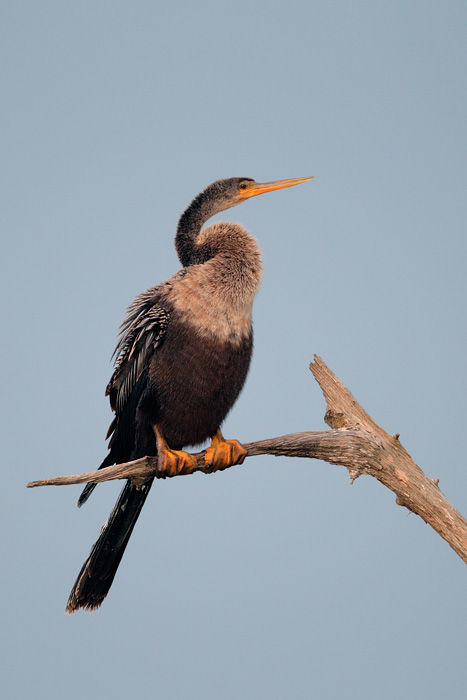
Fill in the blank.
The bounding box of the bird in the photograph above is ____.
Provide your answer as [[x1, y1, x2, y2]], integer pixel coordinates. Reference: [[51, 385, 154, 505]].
[[66, 175, 311, 613]]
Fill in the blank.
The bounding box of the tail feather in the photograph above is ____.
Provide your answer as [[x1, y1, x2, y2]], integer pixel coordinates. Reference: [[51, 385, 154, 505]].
[[66, 478, 153, 613]]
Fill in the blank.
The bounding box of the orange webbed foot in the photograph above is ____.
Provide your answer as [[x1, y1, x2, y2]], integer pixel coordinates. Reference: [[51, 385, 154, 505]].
[[154, 424, 197, 478], [204, 431, 247, 473], [156, 447, 197, 478]]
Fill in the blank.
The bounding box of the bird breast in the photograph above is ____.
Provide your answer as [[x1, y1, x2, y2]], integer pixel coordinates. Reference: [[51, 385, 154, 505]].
[[168, 266, 254, 344], [167, 227, 262, 345]]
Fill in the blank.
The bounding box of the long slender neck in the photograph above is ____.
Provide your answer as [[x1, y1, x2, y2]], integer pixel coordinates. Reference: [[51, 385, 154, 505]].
[[175, 189, 221, 267]]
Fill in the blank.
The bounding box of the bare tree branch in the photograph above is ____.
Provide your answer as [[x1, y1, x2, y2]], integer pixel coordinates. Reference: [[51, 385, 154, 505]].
[[27, 355, 467, 564]]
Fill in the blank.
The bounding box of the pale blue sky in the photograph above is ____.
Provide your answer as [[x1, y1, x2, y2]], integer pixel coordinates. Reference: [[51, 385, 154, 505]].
[[2, 2, 467, 699]]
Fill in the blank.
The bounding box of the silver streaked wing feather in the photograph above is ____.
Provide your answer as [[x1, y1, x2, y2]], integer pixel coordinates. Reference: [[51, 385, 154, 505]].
[[107, 290, 170, 414]]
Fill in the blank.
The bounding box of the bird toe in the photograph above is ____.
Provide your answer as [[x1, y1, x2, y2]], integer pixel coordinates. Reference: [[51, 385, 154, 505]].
[[204, 439, 247, 472], [157, 448, 197, 478]]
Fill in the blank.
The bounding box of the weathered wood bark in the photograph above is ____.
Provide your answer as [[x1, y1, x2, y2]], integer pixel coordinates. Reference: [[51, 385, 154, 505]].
[[28, 355, 467, 564]]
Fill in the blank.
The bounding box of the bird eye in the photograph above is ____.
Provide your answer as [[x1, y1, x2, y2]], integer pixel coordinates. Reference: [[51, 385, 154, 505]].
[[239, 182, 248, 192]]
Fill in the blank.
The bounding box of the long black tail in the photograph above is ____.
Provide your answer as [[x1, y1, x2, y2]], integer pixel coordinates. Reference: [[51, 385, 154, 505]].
[[66, 478, 154, 613]]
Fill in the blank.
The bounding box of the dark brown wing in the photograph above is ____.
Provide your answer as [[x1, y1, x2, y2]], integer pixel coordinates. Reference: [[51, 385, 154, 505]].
[[77, 288, 169, 507], [108, 289, 169, 413]]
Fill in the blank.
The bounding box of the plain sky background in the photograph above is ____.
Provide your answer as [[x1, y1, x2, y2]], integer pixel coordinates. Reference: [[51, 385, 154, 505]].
[[2, 2, 467, 698]]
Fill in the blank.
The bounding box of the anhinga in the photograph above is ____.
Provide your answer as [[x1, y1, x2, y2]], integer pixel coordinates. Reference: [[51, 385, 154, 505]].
[[66, 176, 311, 613]]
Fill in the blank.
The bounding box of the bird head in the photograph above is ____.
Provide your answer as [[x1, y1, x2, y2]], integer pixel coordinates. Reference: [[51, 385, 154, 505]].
[[205, 176, 313, 215]]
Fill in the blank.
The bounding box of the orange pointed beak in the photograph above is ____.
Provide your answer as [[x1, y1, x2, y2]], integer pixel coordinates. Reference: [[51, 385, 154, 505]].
[[241, 176, 313, 199]]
